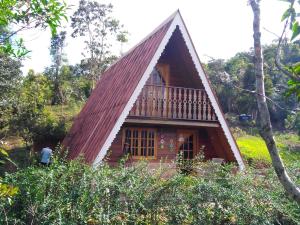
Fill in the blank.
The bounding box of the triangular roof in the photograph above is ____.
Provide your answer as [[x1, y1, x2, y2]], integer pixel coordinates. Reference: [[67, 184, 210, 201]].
[[63, 10, 245, 170]]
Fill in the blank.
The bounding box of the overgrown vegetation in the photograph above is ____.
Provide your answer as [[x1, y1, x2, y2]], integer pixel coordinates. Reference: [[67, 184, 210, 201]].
[[0, 0, 300, 222], [0, 156, 299, 225]]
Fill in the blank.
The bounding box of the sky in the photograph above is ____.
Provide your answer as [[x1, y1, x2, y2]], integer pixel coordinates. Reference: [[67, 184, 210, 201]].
[[20, 0, 290, 74]]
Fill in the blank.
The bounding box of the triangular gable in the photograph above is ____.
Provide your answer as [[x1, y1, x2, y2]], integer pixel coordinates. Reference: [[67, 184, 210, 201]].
[[64, 10, 245, 170]]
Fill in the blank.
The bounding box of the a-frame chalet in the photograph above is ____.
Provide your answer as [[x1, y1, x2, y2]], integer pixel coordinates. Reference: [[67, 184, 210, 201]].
[[63, 11, 245, 170]]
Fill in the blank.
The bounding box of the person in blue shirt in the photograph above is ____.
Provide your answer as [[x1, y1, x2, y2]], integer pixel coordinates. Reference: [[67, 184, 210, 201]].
[[40, 147, 53, 166]]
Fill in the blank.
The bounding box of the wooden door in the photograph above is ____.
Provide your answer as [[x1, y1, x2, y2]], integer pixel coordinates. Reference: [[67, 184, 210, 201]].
[[177, 130, 197, 159]]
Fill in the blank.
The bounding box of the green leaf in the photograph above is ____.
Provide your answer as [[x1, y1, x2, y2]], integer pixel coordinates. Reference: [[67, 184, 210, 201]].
[[291, 63, 300, 75], [0, 148, 9, 157], [281, 8, 292, 21], [291, 21, 300, 40]]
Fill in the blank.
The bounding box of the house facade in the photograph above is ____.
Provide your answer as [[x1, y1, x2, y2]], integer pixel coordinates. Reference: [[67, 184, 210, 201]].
[[63, 11, 245, 170]]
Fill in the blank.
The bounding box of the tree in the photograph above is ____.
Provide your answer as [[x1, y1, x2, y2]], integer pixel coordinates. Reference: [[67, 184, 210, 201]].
[[275, 0, 300, 100], [0, 0, 67, 57], [250, 0, 300, 203], [0, 54, 22, 102], [0, 53, 22, 138], [46, 31, 67, 104], [71, 0, 128, 89], [10, 70, 52, 149]]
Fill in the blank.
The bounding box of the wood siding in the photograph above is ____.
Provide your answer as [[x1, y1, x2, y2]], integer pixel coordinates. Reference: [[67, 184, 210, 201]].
[[107, 124, 232, 165]]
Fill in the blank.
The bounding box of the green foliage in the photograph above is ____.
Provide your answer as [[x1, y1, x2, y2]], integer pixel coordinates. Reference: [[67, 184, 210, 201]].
[[285, 113, 297, 130], [280, 0, 300, 41], [46, 31, 68, 104], [0, 145, 17, 169], [0, 53, 22, 138], [0, 0, 67, 57], [9, 70, 52, 146], [206, 43, 300, 129], [71, 0, 127, 86], [0, 158, 299, 224], [286, 65, 300, 100], [285, 112, 300, 134], [0, 147, 9, 165], [279, 0, 300, 101]]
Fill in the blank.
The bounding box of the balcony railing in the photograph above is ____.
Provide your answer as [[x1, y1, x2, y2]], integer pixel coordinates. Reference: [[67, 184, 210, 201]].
[[129, 85, 217, 121]]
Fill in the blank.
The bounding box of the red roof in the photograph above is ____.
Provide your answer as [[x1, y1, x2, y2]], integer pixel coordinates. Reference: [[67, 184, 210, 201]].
[[63, 17, 173, 163]]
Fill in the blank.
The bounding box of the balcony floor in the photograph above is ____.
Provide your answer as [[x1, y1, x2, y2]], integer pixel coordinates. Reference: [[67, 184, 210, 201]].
[[125, 118, 220, 127]]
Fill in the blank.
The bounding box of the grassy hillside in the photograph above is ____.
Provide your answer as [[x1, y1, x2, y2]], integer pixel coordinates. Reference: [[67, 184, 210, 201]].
[[237, 133, 300, 166]]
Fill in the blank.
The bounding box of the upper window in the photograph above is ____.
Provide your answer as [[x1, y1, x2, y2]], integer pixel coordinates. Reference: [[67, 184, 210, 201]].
[[146, 68, 166, 86], [123, 128, 156, 158]]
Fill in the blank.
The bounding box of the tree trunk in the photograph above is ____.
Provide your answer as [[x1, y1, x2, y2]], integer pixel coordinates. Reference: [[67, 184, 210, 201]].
[[250, 0, 300, 203]]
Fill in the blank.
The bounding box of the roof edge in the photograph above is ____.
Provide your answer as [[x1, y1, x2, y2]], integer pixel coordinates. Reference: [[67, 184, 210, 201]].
[[174, 13, 245, 170], [103, 10, 180, 72], [92, 13, 181, 167], [92, 11, 245, 170]]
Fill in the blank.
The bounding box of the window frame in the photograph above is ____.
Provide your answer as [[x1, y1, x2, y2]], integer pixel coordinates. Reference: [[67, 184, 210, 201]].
[[176, 129, 198, 160], [122, 127, 157, 159]]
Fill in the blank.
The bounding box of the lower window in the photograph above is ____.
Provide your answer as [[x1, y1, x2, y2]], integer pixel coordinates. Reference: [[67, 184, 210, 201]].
[[123, 128, 156, 158]]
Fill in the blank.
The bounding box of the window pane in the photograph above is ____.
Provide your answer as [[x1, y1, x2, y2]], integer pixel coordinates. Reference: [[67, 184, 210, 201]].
[[184, 151, 188, 159], [123, 128, 156, 157]]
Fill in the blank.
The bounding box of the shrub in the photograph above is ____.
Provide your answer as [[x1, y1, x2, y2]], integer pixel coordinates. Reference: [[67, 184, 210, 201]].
[[0, 158, 299, 224]]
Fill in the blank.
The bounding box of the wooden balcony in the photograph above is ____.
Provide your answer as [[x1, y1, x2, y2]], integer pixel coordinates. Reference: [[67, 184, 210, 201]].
[[128, 85, 217, 122]]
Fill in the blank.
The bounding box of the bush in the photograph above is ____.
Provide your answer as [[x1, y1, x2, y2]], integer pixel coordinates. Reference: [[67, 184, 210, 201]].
[[0, 158, 299, 224], [285, 112, 300, 136]]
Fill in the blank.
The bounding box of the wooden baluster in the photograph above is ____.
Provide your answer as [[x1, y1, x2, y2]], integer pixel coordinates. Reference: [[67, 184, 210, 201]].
[[157, 86, 161, 117], [188, 89, 192, 119], [152, 86, 156, 117], [193, 89, 197, 119], [178, 88, 182, 118], [207, 101, 211, 120], [198, 90, 202, 120], [212, 111, 216, 120], [173, 88, 177, 118], [168, 87, 172, 119], [203, 92, 207, 120], [163, 86, 167, 118], [183, 88, 187, 119]]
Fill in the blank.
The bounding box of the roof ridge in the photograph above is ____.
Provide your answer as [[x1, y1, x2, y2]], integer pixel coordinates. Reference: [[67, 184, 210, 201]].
[[103, 10, 179, 72]]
